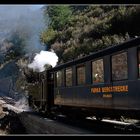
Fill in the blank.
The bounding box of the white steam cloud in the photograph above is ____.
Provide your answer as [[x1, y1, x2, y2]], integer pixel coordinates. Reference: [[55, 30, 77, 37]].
[[28, 50, 58, 72]]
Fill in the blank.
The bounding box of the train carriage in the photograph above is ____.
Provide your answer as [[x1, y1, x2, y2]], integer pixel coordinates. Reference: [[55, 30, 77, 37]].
[[30, 37, 140, 120], [47, 37, 140, 120]]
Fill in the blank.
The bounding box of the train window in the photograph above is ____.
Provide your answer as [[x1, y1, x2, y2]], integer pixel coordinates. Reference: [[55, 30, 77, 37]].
[[66, 67, 72, 86], [56, 70, 62, 87], [92, 59, 104, 83], [112, 52, 128, 81], [76, 65, 85, 85]]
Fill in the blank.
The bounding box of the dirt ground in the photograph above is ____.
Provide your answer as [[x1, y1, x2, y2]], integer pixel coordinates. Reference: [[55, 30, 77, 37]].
[[0, 129, 9, 135], [0, 105, 9, 135], [0, 104, 27, 135]]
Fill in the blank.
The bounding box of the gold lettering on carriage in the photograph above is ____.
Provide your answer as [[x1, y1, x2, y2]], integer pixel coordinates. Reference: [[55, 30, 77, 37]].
[[91, 85, 128, 94]]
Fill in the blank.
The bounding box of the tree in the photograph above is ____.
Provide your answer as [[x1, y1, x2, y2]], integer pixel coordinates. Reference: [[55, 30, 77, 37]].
[[41, 5, 140, 63], [5, 31, 26, 61], [43, 5, 72, 31], [40, 27, 57, 47]]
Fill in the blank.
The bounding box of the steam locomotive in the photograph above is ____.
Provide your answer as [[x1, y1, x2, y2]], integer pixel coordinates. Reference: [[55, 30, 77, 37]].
[[29, 37, 140, 120]]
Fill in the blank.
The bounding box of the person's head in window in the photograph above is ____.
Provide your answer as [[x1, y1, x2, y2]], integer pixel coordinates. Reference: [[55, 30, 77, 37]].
[[94, 73, 100, 82]]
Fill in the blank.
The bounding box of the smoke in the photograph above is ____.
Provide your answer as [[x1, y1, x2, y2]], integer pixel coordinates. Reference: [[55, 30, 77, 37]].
[[14, 96, 31, 112], [0, 5, 45, 54], [0, 5, 47, 112], [28, 50, 58, 72]]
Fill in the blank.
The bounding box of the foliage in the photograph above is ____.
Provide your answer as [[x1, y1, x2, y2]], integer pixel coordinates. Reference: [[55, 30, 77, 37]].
[[40, 27, 57, 47], [43, 5, 72, 31], [41, 5, 73, 47], [24, 69, 40, 83], [40, 5, 140, 63], [4, 31, 26, 62]]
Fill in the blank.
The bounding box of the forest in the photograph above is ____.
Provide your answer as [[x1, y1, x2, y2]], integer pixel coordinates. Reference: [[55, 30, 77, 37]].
[[40, 5, 140, 63]]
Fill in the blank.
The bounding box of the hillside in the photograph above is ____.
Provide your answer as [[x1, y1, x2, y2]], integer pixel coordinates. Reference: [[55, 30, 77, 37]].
[[41, 5, 140, 63]]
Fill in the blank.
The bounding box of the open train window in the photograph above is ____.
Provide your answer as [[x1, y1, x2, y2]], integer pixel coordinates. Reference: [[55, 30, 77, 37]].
[[92, 59, 104, 83], [76, 65, 85, 85], [56, 70, 62, 87], [112, 52, 128, 81], [65, 67, 72, 86]]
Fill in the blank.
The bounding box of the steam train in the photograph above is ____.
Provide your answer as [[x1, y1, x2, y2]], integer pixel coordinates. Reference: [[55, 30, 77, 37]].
[[29, 37, 140, 120]]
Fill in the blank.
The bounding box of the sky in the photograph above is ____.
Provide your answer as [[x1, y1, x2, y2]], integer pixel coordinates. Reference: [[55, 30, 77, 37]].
[[0, 4, 44, 11], [29, 5, 44, 10]]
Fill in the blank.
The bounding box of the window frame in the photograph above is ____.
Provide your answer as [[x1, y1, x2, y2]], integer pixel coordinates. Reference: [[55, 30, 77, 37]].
[[111, 50, 128, 82], [92, 58, 104, 84], [76, 64, 86, 85], [55, 70, 63, 87], [65, 67, 73, 87]]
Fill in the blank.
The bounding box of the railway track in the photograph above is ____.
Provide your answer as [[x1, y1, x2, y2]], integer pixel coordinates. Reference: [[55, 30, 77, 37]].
[[0, 96, 140, 134], [19, 112, 140, 134], [51, 114, 140, 134]]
